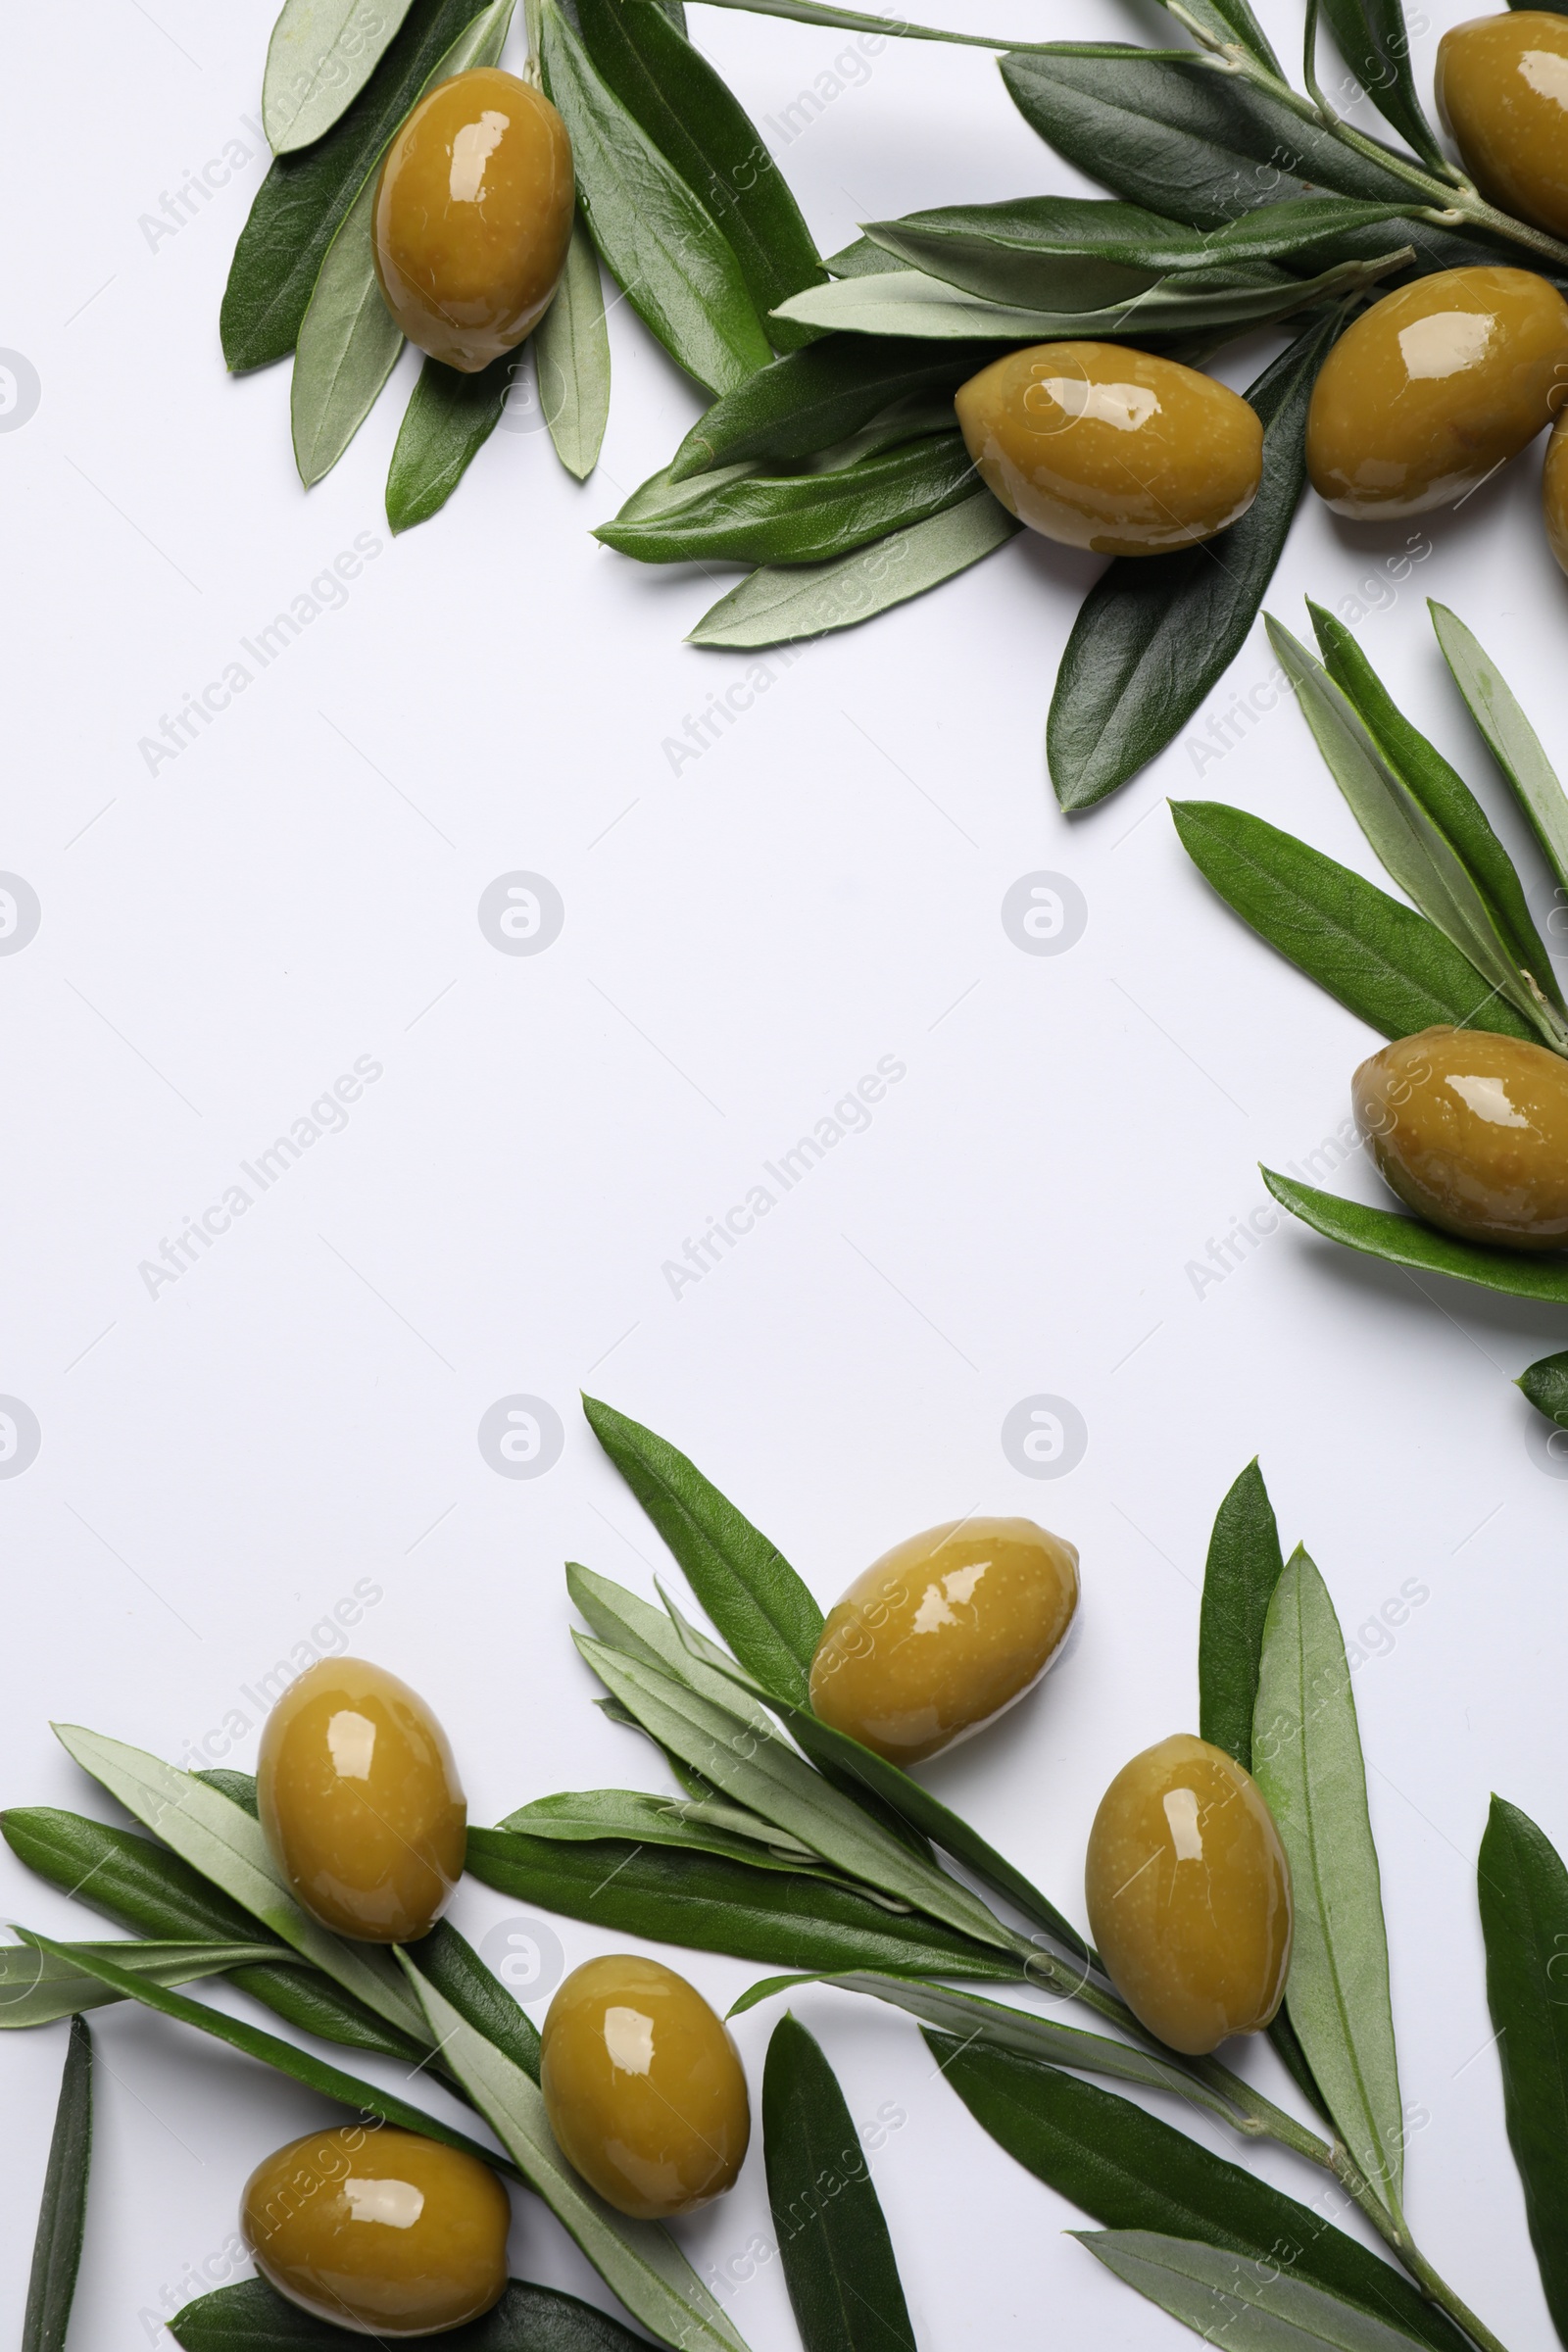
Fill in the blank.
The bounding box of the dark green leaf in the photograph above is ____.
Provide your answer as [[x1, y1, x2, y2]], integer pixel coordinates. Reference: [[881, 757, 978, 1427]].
[[1478, 1794, 1568, 2343], [1048, 311, 1337, 810], [23, 2014, 92, 2352], [466, 1827, 1022, 1980], [539, 0, 771, 392], [689, 490, 1019, 648], [194, 1770, 260, 1814], [668, 336, 988, 482], [1174, 0, 1283, 73], [221, 0, 494, 370], [1199, 1459, 1284, 1774], [223, 1961, 432, 2063], [583, 1396, 823, 1700], [264, 0, 419, 155], [574, 0, 822, 334], [404, 1917, 542, 2082], [1078, 2230, 1438, 2352], [1431, 601, 1568, 902], [1519, 1349, 1568, 1429], [535, 212, 611, 480], [172, 2276, 650, 2350], [386, 352, 511, 532], [1317, 0, 1445, 170], [929, 2037, 1468, 2352], [763, 2015, 915, 2352], [1170, 801, 1539, 1042], [598, 433, 976, 565], [1262, 1168, 1568, 1302]]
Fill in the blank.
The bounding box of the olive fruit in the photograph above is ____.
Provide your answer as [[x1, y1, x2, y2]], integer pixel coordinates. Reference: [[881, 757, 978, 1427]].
[[1352, 1025, 1568, 1250], [954, 343, 1263, 555], [808, 1518, 1079, 1765], [1543, 409, 1568, 574], [540, 1955, 750, 2219], [1305, 267, 1568, 518], [372, 67, 573, 372], [1085, 1735, 1292, 2056], [240, 2127, 510, 2337], [1437, 14, 1568, 243], [258, 1658, 466, 1943]]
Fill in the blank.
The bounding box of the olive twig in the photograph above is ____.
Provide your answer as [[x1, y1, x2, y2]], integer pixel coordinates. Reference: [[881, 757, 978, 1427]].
[[1299, 0, 1339, 127]]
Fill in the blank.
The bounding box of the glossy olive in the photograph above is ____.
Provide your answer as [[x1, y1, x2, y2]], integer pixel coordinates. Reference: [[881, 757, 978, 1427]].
[[1437, 14, 1568, 242], [372, 67, 574, 372], [955, 343, 1263, 556], [258, 1658, 466, 1943], [1353, 1025, 1568, 1249], [540, 1955, 750, 2219], [1085, 1735, 1292, 2057], [241, 2128, 510, 2337], [808, 1518, 1079, 1765], [1305, 267, 1568, 517], [1543, 409, 1568, 574]]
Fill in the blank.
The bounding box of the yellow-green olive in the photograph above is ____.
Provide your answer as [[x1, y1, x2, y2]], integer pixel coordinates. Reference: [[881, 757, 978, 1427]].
[[1437, 14, 1568, 242], [808, 1518, 1079, 1765], [1085, 1735, 1292, 2057], [1305, 267, 1568, 517], [1543, 409, 1568, 573], [372, 67, 573, 371], [240, 2127, 510, 2337], [1352, 1025, 1568, 1249], [955, 343, 1263, 555], [540, 1955, 750, 2219], [258, 1658, 466, 1943]]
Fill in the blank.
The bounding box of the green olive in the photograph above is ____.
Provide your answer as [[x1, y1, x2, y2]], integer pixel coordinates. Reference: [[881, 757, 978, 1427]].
[[540, 1955, 750, 2219], [1543, 410, 1568, 574], [258, 1658, 466, 1943], [1352, 1025, 1568, 1249], [372, 67, 574, 372], [954, 343, 1263, 555], [808, 1518, 1079, 1765], [1085, 1735, 1292, 2057], [240, 2127, 510, 2337], [1305, 267, 1568, 517], [1437, 14, 1568, 243]]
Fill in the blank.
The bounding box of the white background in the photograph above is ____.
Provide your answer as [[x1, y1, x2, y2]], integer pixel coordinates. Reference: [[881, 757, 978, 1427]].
[[1, 0, 1564, 2343]]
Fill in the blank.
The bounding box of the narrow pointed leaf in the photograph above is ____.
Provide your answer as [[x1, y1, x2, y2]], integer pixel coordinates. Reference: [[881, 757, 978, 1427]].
[[172, 2277, 651, 2349], [1317, 0, 1445, 169], [1171, 801, 1539, 1042], [405, 1917, 543, 2082], [194, 1770, 261, 1814], [535, 212, 611, 479], [583, 1396, 823, 1698], [1252, 1548, 1403, 2212], [1199, 1461, 1284, 1773], [264, 0, 418, 155], [1432, 601, 1568, 901], [386, 350, 511, 531], [763, 2015, 916, 2352], [1079, 2230, 1435, 2352], [499, 1788, 836, 1875], [0, 1937, 285, 2030], [1520, 1348, 1568, 1429], [400, 1960, 749, 2352], [23, 2014, 92, 2352], [669, 337, 989, 482], [1263, 1166, 1568, 1301], [599, 433, 976, 565], [1167, 0, 1282, 72], [1477, 1795, 1568, 2342]]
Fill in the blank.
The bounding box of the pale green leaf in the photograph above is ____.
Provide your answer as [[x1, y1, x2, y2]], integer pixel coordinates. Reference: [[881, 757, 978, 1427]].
[[1079, 2230, 1433, 2351], [265, 0, 417, 155], [0, 1937, 286, 2030], [535, 212, 611, 479]]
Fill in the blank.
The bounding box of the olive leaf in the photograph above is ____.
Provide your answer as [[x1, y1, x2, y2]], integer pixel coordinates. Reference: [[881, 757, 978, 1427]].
[[500, 1788, 847, 1876], [23, 2014, 91, 2352], [1165, 0, 1282, 74], [264, 0, 417, 156], [1262, 1167, 1568, 1303], [399, 1959, 750, 2352], [1252, 1548, 1404, 2220], [0, 1937, 286, 2031], [689, 489, 1020, 648], [1171, 802, 1540, 1044], [1048, 311, 1337, 810], [598, 433, 978, 566], [290, 0, 515, 487], [50, 1728, 429, 2048], [1477, 1796, 1568, 2343], [385, 352, 512, 531], [535, 212, 612, 480], [172, 2277, 652, 2350], [194, 1768, 261, 1813], [1198, 1460, 1284, 1775], [1518, 1349, 1568, 1429], [583, 1396, 824, 1700], [466, 1826, 1021, 1979], [669, 337, 990, 482], [1315, 0, 1446, 172], [223, 0, 496, 369], [1077, 2230, 1440, 2352], [1432, 601, 1568, 903], [763, 2014, 917, 2352], [406, 1917, 543, 2082], [539, 0, 772, 392], [927, 2036, 1468, 2352]]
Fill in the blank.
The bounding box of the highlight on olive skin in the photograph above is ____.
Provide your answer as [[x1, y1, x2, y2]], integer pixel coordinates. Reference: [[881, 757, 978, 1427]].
[[1437, 13, 1568, 243], [808, 1518, 1079, 1765], [1352, 1026, 1568, 1251], [372, 66, 574, 372], [258, 1658, 466, 1944], [955, 343, 1263, 556], [1084, 1734, 1292, 2057], [240, 2127, 511, 2337], [1304, 267, 1568, 519], [540, 1955, 750, 2219]]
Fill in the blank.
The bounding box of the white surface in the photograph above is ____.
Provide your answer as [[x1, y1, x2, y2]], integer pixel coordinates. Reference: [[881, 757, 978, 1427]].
[[1, 1, 1564, 2346]]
